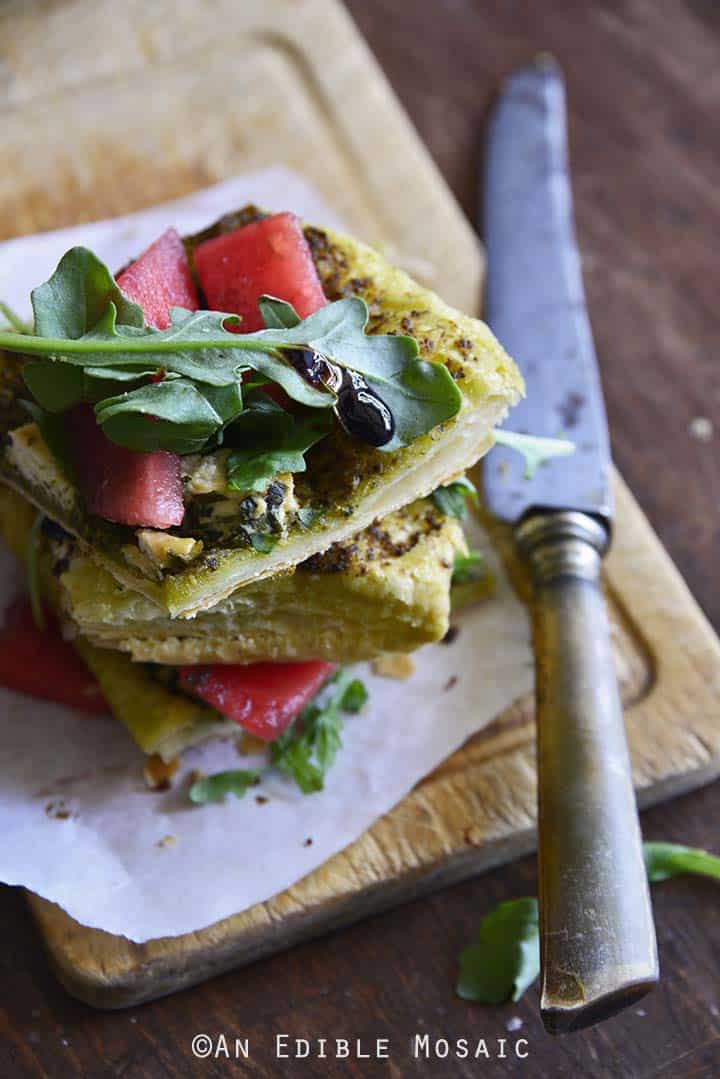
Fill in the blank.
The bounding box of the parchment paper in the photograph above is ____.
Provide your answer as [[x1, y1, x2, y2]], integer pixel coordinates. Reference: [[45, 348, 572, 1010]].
[[0, 171, 533, 941]]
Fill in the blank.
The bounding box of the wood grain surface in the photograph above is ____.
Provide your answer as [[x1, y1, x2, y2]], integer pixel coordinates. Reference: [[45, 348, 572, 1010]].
[[2, 0, 720, 1076]]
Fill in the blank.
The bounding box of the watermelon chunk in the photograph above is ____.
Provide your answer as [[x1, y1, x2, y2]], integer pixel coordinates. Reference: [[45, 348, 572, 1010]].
[[178, 660, 335, 741], [194, 212, 327, 333], [0, 596, 107, 714], [68, 405, 184, 528], [116, 227, 198, 329]]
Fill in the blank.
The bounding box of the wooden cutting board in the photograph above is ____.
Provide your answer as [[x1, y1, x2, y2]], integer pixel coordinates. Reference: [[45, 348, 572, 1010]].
[[2, 0, 720, 1008]]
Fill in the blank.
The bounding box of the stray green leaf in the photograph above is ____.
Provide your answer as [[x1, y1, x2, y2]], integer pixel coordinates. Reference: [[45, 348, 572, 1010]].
[[26, 513, 46, 632], [271, 669, 367, 794], [340, 678, 369, 714], [643, 841, 720, 883], [188, 769, 261, 804], [493, 429, 575, 480], [431, 476, 478, 520], [452, 549, 485, 586], [457, 898, 540, 1004]]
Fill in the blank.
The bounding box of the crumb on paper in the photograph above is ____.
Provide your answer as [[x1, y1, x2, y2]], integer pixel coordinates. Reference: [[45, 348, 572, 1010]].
[[443, 675, 458, 692], [255, 795, 269, 805], [156, 835, 177, 849], [236, 732, 267, 755], [505, 1017, 523, 1033], [303, 837, 313, 847], [186, 769, 204, 787], [372, 653, 415, 680], [689, 416, 713, 441], [143, 754, 180, 791], [44, 800, 73, 821]]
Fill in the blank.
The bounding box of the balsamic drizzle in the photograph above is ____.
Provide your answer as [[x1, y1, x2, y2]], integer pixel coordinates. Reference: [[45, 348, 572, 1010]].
[[283, 347, 395, 448]]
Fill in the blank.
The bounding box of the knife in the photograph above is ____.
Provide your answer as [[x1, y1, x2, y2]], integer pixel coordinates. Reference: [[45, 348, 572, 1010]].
[[483, 56, 658, 1033]]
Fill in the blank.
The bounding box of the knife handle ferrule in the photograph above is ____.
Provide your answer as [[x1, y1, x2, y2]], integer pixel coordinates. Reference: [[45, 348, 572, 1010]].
[[517, 510, 658, 1033]]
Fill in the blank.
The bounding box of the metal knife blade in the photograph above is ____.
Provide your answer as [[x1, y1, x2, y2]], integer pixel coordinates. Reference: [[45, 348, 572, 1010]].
[[483, 55, 612, 525]]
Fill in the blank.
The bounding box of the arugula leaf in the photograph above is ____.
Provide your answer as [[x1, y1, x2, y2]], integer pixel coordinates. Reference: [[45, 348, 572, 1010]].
[[258, 295, 301, 329], [431, 476, 478, 519], [188, 769, 262, 804], [0, 248, 462, 454], [494, 430, 575, 480], [643, 841, 720, 883], [452, 549, 485, 586], [94, 378, 244, 454], [226, 395, 332, 493], [270, 670, 366, 794], [26, 513, 46, 632], [31, 246, 144, 340], [457, 898, 540, 1004]]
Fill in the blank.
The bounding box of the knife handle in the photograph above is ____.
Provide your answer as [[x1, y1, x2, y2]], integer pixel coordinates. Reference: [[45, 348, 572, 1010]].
[[517, 510, 658, 1034]]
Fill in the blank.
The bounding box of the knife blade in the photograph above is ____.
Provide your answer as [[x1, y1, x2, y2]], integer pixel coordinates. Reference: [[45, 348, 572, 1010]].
[[484, 55, 612, 524], [482, 56, 658, 1034]]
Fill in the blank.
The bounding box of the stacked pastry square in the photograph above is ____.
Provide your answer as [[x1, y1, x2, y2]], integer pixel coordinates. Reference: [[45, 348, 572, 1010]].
[[0, 208, 522, 767]]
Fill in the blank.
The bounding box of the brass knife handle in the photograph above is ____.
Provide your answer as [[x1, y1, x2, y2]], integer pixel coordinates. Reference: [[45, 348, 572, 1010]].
[[517, 511, 658, 1034]]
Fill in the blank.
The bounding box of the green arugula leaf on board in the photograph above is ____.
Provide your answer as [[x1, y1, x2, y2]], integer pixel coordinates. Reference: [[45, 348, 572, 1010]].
[[494, 429, 575, 480], [457, 841, 720, 1005], [431, 476, 478, 520], [26, 513, 46, 632], [226, 394, 333, 494], [188, 769, 262, 804], [452, 549, 485, 586], [0, 248, 462, 454], [457, 898, 540, 1005], [643, 841, 720, 883]]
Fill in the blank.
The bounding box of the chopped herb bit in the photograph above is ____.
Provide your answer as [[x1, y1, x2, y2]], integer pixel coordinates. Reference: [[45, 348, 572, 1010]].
[[452, 549, 485, 585], [431, 476, 478, 520], [493, 430, 575, 480], [188, 769, 261, 804], [340, 678, 369, 714]]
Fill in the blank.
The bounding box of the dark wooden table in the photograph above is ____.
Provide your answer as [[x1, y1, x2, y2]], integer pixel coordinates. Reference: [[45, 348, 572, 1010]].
[[3, 1, 720, 1075]]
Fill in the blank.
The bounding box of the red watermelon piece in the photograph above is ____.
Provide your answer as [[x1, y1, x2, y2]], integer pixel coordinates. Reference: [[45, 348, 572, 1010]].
[[67, 405, 184, 528], [116, 227, 198, 329], [193, 212, 327, 332], [178, 660, 335, 742], [0, 596, 107, 715]]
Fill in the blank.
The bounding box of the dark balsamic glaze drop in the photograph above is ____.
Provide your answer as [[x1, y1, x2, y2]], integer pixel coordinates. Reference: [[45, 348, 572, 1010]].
[[283, 347, 395, 448]]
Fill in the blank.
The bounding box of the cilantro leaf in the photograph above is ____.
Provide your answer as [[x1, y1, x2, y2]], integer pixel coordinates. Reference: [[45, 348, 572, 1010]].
[[431, 476, 478, 519], [457, 898, 540, 1004], [188, 769, 261, 804], [493, 430, 575, 480], [643, 841, 720, 883]]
